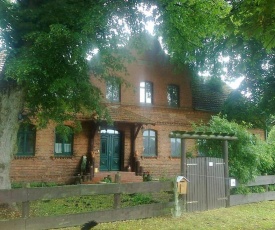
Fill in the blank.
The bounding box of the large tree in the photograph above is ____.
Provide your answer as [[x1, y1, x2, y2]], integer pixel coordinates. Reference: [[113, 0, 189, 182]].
[[192, 0, 275, 126], [0, 0, 230, 189]]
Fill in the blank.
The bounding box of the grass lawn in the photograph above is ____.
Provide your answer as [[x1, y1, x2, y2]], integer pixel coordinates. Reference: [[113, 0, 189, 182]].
[[57, 201, 275, 230]]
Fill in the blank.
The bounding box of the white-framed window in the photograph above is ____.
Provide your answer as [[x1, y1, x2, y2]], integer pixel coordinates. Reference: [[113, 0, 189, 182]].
[[171, 137, 181, 157], [140, 81, 153, 104], [54, 126, 73, 156], [143, 129, 157, 156]]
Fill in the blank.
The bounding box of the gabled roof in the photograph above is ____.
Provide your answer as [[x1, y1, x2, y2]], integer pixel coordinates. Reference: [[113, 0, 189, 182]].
[[106, 105, 155, 125], [192, 81, 231, 112]]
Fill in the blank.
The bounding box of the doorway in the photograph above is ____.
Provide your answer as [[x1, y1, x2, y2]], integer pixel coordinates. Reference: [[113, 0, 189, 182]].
[[100, 129, 121, 171]]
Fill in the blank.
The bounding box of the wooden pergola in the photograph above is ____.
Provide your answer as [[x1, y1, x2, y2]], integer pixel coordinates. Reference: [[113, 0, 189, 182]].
[[169, 131, 238, 207]]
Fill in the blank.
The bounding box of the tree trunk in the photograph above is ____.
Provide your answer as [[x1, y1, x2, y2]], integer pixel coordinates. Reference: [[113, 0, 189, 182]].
[[0, 86, 24, 189]]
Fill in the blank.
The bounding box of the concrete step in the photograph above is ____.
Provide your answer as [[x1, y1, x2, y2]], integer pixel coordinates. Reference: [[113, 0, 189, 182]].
[[84, 171, 143, 184]]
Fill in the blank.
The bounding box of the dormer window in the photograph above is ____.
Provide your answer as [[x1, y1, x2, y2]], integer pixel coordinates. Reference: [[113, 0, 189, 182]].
[[167, 84, 179, 107], [140, 81, 153, 104]]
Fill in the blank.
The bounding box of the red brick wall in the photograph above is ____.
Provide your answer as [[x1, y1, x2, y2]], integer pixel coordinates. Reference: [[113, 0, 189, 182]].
[[11, 122, 90, 184]]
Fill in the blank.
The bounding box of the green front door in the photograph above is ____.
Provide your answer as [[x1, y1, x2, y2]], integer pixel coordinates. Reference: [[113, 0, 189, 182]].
[[100, 130, 121, 171]]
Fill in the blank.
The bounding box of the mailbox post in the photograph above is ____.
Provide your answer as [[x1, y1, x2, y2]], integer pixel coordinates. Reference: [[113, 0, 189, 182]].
[[172, 176, 189, 217]]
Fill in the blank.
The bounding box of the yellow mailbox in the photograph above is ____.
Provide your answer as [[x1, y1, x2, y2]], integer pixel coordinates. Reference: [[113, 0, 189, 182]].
[[176, 176, 189, 194]]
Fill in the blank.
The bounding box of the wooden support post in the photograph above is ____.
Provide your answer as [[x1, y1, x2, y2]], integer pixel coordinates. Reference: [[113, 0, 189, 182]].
[[223, 140, 230, 207], [180, 139, 186, 177], [136, 160, 141, 176], [114, 172, 121, 209], [180, 139, 187, 212]]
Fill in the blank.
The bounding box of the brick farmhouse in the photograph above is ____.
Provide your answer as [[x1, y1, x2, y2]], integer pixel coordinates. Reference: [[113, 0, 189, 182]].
[[9, 44, 263, 184]]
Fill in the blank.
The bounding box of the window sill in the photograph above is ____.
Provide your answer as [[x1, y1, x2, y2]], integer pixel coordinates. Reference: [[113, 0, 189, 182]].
[[141, 156, 158, 159], [140, 103, 153, 106], [169, 156, 180, 159], [14, 156, 35, 159], [51, 156, 74, 159]]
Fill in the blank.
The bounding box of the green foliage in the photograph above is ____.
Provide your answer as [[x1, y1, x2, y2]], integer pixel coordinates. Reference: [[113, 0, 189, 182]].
[[101, 175, 112, 183], [230, 185, 251, 195], [229, 0, 275, 51], [193, 0, 275, 118], [0, 0, 149, 127], [154, 0, 230, 66], [194, 115, 273, 183], [265, 126, 275, 174], [0, 1, 273, 126], [222, 91, 268, 129], [143, 171, 152, 182], [31, 195, 114, 216], [268, 184, 275, 191], [11, 181, 60, 189], [231, 185, 267, 195], [122, 193, 155, 206]]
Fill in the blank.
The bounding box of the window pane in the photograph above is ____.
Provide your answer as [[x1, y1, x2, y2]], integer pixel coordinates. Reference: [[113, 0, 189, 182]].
[[25, 133, 35, 154], [145, 82, 152, 104], [140, 84, 145, 103], [17, 134, 25, 154], [64, 143, 72, 153], [143, 136, 149, 155], [55, 143, 63, 154], [149, 137, 156, 155], [143, 130, 149, 136], [149, 130, 155, 137], [140, 81, 152, 104], [106, 83, 113, 100]]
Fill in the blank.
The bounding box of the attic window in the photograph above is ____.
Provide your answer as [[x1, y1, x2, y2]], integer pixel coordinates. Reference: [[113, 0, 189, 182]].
[[106, 79, 120, 102], [167, 84, 179, 107], [140, 81, 153, 104]]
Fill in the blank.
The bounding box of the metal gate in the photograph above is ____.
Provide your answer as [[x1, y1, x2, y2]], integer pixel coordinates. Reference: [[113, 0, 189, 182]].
[[186, 157, 226, 212]]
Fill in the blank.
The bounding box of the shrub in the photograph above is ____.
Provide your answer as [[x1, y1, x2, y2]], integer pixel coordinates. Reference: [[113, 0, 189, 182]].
[[194, 115, 273, 184]]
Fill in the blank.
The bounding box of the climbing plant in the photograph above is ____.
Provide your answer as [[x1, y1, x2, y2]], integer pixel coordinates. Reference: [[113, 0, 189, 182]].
[[194, 116, 273, 184]]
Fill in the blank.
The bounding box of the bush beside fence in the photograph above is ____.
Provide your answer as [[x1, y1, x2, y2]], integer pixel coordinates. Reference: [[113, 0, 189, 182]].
[[230, 175, 275, 206]]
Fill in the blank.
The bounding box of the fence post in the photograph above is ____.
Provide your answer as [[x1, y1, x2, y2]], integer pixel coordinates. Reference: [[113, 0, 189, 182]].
[[265, 173, 269, 192], [223, 140, 230, 207], [22, 183, 30, 218], [114, 172, 121, 209]]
